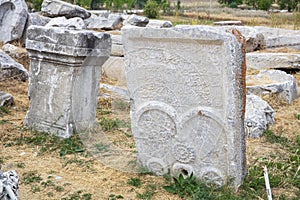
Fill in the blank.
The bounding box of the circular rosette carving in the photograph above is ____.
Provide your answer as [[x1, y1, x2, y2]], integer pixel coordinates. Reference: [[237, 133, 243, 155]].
[[146, 158, 168, 175], [172, 163, 195, 178], [173, 143, 195, 163], [200, 167, 225, 187]]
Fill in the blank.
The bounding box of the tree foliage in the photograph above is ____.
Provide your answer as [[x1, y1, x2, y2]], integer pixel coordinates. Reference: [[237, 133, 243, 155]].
[[144, 0, 160, 18]]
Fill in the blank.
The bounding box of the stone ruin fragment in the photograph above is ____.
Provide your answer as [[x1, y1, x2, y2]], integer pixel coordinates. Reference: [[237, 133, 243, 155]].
[[122, 25, 246, 188], [24, 25, 111, 138]]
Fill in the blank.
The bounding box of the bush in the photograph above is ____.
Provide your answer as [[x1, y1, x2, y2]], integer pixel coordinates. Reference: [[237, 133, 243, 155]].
[[257, 0, 272, 10], [144, 0, 160, 19]]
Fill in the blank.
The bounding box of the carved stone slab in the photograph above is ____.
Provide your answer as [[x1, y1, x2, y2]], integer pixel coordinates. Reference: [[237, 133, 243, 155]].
[[25, 25, 111, 138], [122, 26, 246, 187]]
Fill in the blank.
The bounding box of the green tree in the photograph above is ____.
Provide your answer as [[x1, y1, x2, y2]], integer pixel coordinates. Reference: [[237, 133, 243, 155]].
[[25, 0, 43, 11], [257, 0, 272, 10], [278, 0, 300, 11], [218, 0, 243, 7], [245, 0, 274, 10], [144, 0, 160, 18]]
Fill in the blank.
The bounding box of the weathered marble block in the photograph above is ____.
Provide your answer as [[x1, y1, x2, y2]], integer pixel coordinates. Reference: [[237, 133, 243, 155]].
[[122, 26, 246, 187], [24, 25, 111, 138], [0, 0, 28, 43]]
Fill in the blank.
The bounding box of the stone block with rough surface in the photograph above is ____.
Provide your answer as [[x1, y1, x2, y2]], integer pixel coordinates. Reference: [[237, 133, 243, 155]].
[[219, 26, 265, 52], [246, 70, 298, 104], [0, 50, 28, 81], [254, 26, 300, 49], [122, 26, 246, 188], [0, 91, 14, 107], [245, 94, 275, 138], [24, 25, 111, 138], [246, 52, 300, 70], [41, 0, 91, 19], [0, 0, 28, 43]]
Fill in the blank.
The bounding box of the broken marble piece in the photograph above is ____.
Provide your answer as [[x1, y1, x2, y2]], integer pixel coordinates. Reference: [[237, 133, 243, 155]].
[[254, 26, 300, 49], [24, 25, 111, 138], [0, 91, 14, 107], [102, 57, 126, 86], [0, 0, 28, 43], [2, 43, 27, 58], [146, 20, 172, 28], [46, 16, 86, 30], [41, 0, 91, 19], [219, 26, 265, 52], [0, 50, 28, 81], [246, 70, 298, 104], [122, 25, 246, 188], [214, 21, 243, 26], [123, 14, 149, 27], [0, 169, 19, 200], [110, 34, 124, 56], [245, 94, 275, 138], [246, 52, 300, 70], [86, 14, 122, 30]]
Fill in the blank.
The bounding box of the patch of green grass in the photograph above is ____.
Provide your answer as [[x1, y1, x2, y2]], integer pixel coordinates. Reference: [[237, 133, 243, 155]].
[[31, 185, 41, 193], [55, 185, 64, 192], [94, 142, 110, 153], [0, 106, 10, 114], [264, 130, 288, 146], [127, 177, 142, 187], [61, 190, 92, 200], [0, 119, 10, 124], [137, 184, 157, 200], [41, 180, 55, 188], [17, 162, 25, 168], [112, 99, 130, 111], [295, 113, 300, 120], [99, 117, 130, 131], [15, 130, 85, 157], [109, 194, 124, 200], [22, 171, 43, 184], [0, 157, 3, 164]]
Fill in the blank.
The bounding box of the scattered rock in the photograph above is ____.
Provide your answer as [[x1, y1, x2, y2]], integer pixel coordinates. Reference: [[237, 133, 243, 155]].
[[123, 14, 149, 27], [146, 20, 173, 28], [246, 70, 298, 104], [102, 57, 126, 86], [41, 0, 91, 19], [27, 12, 51, 26], [2, 43, 27, 58], [0, 50, 28, 81], [0, 0, 28, 43], [246, 52, 300, 70], [0, 169, 19, 200], [46, 16, 86, 30], [245, 94, 275, 138], [0, 91, 15, 107], [111, 34, 124, 56], [86, 14, 122, 30], [214, 21, 243, 26], [21, 12, 51, 44], [219, 26, 265, 52], [254, 26, 300, 49]]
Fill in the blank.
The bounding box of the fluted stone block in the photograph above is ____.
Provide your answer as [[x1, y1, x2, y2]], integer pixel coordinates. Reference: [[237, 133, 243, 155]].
[[24, 25, 111, 138], [122, 26, 246, 188]]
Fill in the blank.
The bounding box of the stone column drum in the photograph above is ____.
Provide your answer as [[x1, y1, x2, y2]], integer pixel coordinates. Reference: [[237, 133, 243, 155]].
[[25, 25, 111, 138], [122, 26, 246, 187]]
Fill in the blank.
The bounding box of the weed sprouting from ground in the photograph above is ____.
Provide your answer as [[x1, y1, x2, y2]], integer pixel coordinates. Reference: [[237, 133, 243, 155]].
[[10, 129, 85, 157]]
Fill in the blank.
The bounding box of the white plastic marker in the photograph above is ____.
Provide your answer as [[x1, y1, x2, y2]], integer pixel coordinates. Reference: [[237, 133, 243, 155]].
[[263, 165, 272, 200]]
